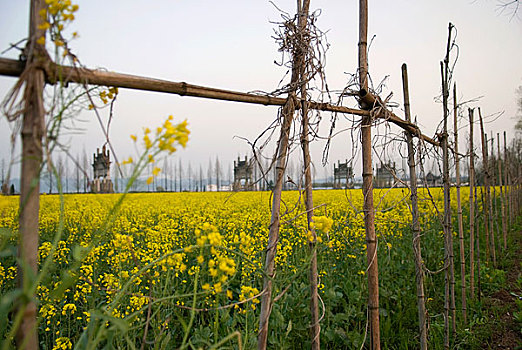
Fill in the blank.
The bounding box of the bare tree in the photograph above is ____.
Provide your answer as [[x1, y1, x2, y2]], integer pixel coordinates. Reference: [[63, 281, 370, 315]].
[[515, 86, 522, 130], [46, 165, 54, 194], [215, 156, 221, 191], [64, 157, 69, 193], [188, 162, 193, 192], [178, 158, 183, 192], [163, 158, 169, 191], [57, 155, 65, 193], [199, 165, 203, 192], [207, 158, 213, 191], [1, 158, 7, 195], [498, 0, 520, 18], [82, 149, 89, 193], [174, 161, 176, 192], [74, 154, 81, 193]]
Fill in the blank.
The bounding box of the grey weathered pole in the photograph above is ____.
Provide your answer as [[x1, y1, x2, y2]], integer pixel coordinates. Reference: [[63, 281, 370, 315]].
[[453, 83, 467, 323], [358, 0, 381, 348], [504, 132, 510, 228], [489, 133, 498, 263], [440, 61, 451, 349], [468, 109, 476, 300], [402, 63, 428, 350], [478, 109, 491, 264], [504, 131, 511, 226], [479, 109, 497, 266], [16, 0, 47, 348], [498, 133, 507, 250], [440, 22, 456, 348]]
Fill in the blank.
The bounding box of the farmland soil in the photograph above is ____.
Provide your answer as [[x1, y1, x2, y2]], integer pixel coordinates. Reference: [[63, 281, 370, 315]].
[[480, 229, 522, 349]]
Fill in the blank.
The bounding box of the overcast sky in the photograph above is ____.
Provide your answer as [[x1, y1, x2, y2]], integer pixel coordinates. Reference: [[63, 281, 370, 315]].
[[1, 0, 521, 180]]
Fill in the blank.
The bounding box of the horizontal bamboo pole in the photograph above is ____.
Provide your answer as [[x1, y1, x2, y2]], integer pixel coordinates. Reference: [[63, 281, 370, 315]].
[[0, 56, 362, 111], [0, 57, 438, 146], [359, 89, 440, 147]]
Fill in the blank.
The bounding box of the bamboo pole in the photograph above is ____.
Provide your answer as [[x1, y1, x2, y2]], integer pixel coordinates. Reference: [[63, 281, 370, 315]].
[[440, 59, 454, 348], [489, 133, 499, 262], [440, 22, 456, 345], [498, 133, 507, 250], [258, 1, 311, 347], [0, 57, 440, 147], [16, 0, 47, 349], [468, 109, 475, 299], [478, 109, 491, 264], [477, 186, 483, 301], [504, 136, 508, 227], [294, 1, 320, 348], [515, 162, 522, 216], [504, 132, 510, 228], [301, 90, 321, 350], [402, 63, 428, 350], [513, 157, 521, 220], [486, 135, 496, 264], [358, 1, 381, 348], [453, 83, 467, 323], [257, 92, 296, 350], [482, 120, 497, 266]]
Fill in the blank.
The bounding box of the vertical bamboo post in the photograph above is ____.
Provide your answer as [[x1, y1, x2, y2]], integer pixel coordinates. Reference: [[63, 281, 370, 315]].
[[498, 133, 507, 250], [507, 139, 512, 227], [16, 1, 47, 349], [513, 148, 517, 223], [402, 63, 428, 350], [358, 1, 381, 349], [258, 90, 296, 350], [440, 63, 454, 347], [295, 0, 320, 347], [258, 1, 310, 348], [481, 116, 496, 266], [468, 109, 475, 299], [513, 157, 521, 219], [301, 103, 321, 350], [440, 22, 456, 345], [486, 135, 496, 265], [489, 133, 499, 261], [515, 161, 522, 216], [504, 132, 510, 228], [477, 186, 483, 301], [478, 109, 491, 264], [453, 83, 467, 323]]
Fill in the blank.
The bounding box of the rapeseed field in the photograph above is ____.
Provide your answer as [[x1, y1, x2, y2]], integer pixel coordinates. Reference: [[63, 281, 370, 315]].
[[1, 188, 485, 349]]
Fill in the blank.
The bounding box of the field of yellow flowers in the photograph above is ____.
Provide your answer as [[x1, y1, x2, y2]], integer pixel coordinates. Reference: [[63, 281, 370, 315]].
[[1, 187, 498, 349]]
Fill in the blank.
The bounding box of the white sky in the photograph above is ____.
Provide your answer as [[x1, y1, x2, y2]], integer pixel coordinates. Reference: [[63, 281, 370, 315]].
[[1, 0, 521, 180]]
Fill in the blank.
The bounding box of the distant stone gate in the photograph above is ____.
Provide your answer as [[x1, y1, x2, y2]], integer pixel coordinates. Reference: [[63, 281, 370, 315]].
[[90, 145, 114, 193], [233, 156, 253, 191], [333, 160, 354, 189]]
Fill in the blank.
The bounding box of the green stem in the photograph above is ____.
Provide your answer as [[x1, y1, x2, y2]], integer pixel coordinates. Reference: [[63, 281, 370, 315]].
[[180, 266, 200, 349]]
